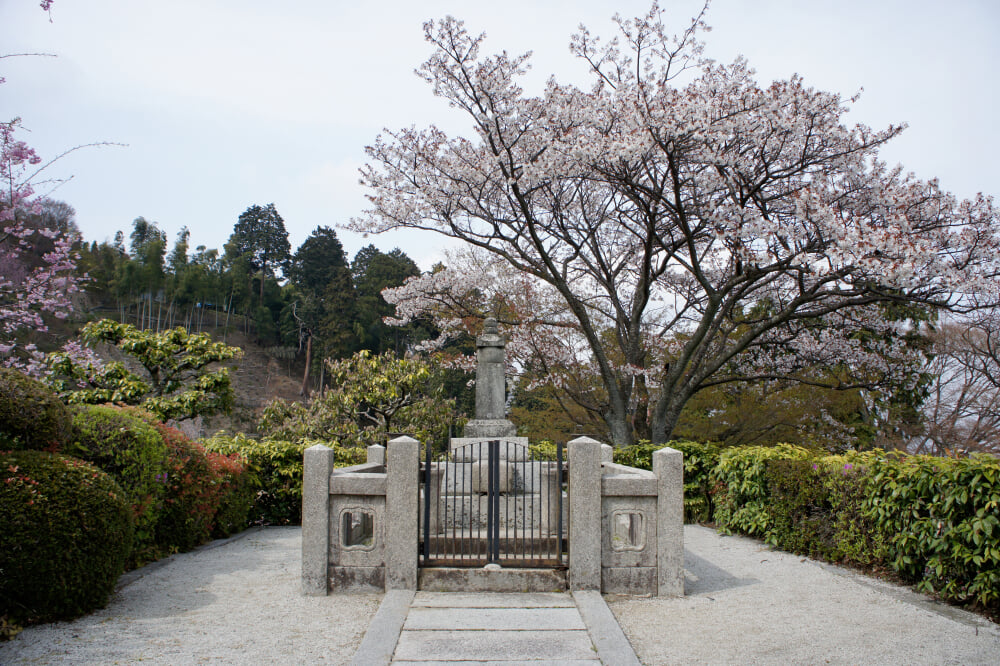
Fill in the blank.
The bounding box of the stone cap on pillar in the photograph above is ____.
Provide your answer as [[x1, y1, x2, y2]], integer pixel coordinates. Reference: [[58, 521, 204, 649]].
[[567, 436, 604, 462], [476, 316, 505, 348]]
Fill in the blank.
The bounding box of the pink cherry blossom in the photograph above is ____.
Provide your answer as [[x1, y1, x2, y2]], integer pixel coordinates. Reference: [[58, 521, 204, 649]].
[[351, 3, 1000, 444]]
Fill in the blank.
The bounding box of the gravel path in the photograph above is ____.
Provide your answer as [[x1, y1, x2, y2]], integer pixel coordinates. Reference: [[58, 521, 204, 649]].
[[609, 525, 1000, 665], [0, 527, 380, 665], [3, 525, 998, 665]]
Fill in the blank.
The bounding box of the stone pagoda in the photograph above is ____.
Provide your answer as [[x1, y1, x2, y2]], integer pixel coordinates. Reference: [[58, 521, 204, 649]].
[[450, 317, 528, 453]]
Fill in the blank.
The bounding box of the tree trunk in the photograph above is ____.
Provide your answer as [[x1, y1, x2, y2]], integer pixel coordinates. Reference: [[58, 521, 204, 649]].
[[300, 335, 312, 397], [650, 393, 687, 445], [604, 409, 635, 448]]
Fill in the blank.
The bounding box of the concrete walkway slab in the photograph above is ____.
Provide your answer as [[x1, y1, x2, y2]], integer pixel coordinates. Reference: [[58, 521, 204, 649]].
[[404, 606, 586, 630], [392, 662, 601, 666], [356, 590, 639, 664], [393, 629, 598, 662]]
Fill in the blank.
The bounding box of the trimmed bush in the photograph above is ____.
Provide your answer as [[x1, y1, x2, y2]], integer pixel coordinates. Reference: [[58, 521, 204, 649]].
[[763, 458, 837, 558], [704, 445, 998, 616], [69, 404, 168, 563], [711, 443, 813, 536], [0, 450, 133, 629], [207, 450, 255, 538], [153, 424, 222, 552], [866, 453, 1000, 610], [817, 451, 891, 567], [76, 406, 253, 549], [203, 433, 365, 526], [0, 368, 72, 451]]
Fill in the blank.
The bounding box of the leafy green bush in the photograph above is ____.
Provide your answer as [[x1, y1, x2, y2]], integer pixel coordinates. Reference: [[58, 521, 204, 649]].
[[1, 450, 133, 630], [257, 351, 465, 451], [0, 368, 72, 452], [611, 441, 659, 470], [705, 445, 998, 615], [203, 433, 365, 526], [711, 443, 813, 536], [671, 441, 721, 523], [206, 448, 255, 539], [763, 458, 837, 558], [153, 424, 223, 551], [69, 404, 168, 563], [528, 440, 559, 461], [867, 453, 1000, 610]]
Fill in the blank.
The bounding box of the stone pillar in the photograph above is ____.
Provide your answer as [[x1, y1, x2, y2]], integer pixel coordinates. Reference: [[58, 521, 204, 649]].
[[385, 436, 419, 590], [568, 436, 602, 590], [600, 443, 614, 464], [653, 446, 685, 597], [475, 316, 506, 420], [302, 443, 335, 596], [463, 317, 517, 438], [367, 443, 385, 466]]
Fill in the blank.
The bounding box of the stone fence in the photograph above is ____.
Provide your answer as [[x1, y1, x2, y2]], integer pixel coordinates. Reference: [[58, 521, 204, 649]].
[[302, 436, 683, 597]]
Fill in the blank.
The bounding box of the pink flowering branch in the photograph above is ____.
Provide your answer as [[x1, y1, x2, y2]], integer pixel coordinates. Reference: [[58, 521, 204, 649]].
[[0, 0, 90, 373]]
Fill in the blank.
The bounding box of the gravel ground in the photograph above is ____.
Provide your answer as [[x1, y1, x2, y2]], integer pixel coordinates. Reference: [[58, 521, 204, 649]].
[[609, 525, 1000, 665], [4, 525, 999, 665], [0, 527, 380, 665]]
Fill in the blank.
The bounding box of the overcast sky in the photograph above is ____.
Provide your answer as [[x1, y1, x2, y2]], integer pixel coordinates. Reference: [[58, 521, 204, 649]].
[[2, 0, 997, 269]]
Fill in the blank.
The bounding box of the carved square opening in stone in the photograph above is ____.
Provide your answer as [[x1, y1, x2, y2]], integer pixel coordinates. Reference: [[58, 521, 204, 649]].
[[340, 508, 375, 550], [611, 510, 645, 551]]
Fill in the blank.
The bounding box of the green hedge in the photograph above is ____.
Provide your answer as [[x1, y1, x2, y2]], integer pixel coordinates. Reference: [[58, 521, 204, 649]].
[[69, 405, 168, 563], [0, 368, 73, 452], [203, 433, 366, 526], [866, 453, 1000, 609], [612, 441, 1000, 615], [0, 450, 134, 631], [711, 443, 814, 536]]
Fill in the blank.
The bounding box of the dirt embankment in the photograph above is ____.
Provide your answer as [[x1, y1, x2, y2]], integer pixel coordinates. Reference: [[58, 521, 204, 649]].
[[174, 329, 307, 440]]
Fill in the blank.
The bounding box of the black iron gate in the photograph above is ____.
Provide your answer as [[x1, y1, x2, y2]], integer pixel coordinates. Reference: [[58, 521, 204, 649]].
[[419, 439, 564, 568]]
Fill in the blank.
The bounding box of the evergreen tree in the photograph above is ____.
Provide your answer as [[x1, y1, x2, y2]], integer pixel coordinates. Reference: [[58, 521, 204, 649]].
[[227, 203, 291, 303], [351, 245, 419, 354], [287, 226, 357, 393]]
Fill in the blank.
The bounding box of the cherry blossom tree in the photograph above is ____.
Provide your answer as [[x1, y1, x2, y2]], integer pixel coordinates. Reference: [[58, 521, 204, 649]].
[[351, 3, 1000, 445], [1, 4, 86, 374]]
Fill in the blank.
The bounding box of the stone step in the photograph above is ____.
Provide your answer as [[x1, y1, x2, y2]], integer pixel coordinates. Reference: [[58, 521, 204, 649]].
[[418, 567, 567, 593], [410, 592, 575, 608]]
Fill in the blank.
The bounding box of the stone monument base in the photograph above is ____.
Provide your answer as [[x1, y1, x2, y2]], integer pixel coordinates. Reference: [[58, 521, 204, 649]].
[[450, 436, 529, 461], [462, 418, 518, 438]]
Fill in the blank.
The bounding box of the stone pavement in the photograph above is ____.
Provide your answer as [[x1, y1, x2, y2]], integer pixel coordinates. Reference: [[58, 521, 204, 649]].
[[350, 591, 640, 665]]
